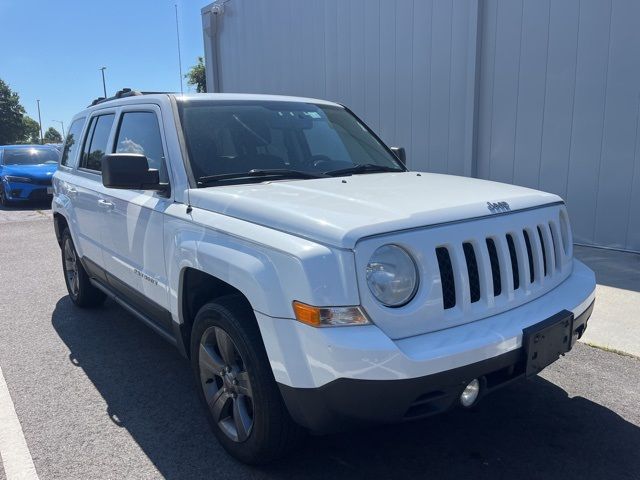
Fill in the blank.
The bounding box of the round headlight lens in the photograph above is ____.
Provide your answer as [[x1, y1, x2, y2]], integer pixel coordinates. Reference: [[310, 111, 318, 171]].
[[366, 244, 418, 307]]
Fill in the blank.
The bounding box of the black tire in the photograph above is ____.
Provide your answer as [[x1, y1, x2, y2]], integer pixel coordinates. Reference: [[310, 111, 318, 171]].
[[0, 186, 12, 207], [191, 295, 304, 464], [60, 228, 106, 308]]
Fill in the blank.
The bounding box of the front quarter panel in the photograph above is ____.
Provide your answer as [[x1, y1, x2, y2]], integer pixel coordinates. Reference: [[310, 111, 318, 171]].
[[164, 203, 360, 323]]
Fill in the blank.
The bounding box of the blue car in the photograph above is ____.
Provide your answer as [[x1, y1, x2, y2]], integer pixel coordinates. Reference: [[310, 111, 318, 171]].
[[0, 145, 60, 206]]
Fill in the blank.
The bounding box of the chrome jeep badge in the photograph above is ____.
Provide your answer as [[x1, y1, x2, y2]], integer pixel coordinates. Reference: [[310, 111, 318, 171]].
[[487, 201, 511, 213]]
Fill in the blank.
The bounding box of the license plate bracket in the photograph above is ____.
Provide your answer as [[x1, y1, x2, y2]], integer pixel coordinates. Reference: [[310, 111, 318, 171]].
[[523, 310, 574, 377]]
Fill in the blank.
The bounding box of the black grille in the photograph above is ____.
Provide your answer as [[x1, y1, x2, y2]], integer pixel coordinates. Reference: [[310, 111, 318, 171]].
[[28, 188, 51, 200], [486, 238, 502, 296], [506, 234, 520, 290], [523, 230, 535, 283], [436, 247, 456, 309], [34, 178, 52, 186], [463, 243, 480, 303], [537, 226, 548, 276]]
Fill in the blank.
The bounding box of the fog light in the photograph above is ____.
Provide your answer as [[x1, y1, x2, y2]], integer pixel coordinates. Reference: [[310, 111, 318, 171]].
[[460, 379, 480, 407]]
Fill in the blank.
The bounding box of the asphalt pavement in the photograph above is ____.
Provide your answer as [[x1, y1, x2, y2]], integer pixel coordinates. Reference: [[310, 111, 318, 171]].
[[0, 204, 639, 480]]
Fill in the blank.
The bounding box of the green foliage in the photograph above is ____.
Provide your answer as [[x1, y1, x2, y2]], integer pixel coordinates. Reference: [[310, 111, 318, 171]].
[[185, 56, 207, 93], [44, 126, 62, 143], [0, 79, 43, 145], [20, 116, 41, 144], [0, 79, 27, 144]]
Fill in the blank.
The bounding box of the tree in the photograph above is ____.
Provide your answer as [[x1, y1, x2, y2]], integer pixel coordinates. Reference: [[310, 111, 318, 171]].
[[44, 127, 62, 143], [185, 56, 206, 93], [0, 79, 27, 145], [20, 116, 41, 144]]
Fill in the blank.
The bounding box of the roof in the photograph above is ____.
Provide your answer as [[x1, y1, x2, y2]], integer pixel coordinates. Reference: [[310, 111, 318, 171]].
[[173, 92, 341, 107], [84, 90, 341, 110]]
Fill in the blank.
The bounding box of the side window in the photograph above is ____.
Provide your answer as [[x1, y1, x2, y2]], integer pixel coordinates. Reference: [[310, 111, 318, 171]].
[[81, 114, 115, 172], [114, 111, 168, 183], [60, 117, 85, 167]]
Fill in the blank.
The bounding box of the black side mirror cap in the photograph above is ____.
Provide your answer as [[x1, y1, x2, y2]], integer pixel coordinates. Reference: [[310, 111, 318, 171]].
[[390, 147, 406, 166], [102, 154, 164, 191]]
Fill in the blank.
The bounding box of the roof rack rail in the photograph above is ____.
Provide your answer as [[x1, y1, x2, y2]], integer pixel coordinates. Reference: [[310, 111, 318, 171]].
[[88, 89, 173, 107]]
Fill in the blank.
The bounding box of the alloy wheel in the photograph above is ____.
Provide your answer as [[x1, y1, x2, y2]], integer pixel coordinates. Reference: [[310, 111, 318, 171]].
[[199, 326, 254, 442], [63, 239, 79, 297]]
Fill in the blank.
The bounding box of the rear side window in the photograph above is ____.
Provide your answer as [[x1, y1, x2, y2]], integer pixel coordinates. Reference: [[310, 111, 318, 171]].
[[114, 111, 168, 183], [81, 114, 115, 172], [60, 117, 85, 167]]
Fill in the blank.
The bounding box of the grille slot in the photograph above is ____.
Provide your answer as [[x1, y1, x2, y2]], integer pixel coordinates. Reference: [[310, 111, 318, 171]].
[[523, 230, 535, 283], [506, 234, 520, 290], [463, 243, 481, 303], [486, 238, 502, 296], [436, 247, 456, 309], [548, 222, 560, 270], [537, 226, 548, 276]]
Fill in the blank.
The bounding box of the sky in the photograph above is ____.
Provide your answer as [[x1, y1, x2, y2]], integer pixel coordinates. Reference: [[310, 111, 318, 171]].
[[0, 0, 205, 137]]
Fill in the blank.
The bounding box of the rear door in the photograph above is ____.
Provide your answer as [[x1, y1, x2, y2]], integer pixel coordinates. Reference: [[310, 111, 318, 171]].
[[100, 105, 173, 330], [72, 111, 116, 274]]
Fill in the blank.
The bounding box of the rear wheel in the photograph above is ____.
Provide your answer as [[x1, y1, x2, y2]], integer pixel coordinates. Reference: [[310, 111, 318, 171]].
[[191, 295, 304, 464], [61, 229, 106, 308]]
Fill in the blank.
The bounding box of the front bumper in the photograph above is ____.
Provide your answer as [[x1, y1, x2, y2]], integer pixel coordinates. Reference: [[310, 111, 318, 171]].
[[256, 259, 596, 431], [1, 180, 52, 201], [279, 301, 593, 432]]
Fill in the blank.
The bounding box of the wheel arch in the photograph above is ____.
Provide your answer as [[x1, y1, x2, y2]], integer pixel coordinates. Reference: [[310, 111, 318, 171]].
[[178, 267, 258, 359], [53, 212, 69, 246]]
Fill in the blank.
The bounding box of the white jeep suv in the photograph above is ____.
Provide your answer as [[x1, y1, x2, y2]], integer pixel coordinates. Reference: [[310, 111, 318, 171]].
[[53, 90, 596, 464]]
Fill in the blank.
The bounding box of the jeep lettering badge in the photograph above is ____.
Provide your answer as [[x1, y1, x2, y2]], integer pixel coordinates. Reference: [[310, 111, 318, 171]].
[[487, 201, 511, 213]]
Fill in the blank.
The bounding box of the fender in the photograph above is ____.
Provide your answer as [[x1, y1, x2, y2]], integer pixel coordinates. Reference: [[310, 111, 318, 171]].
[[164, 203, 360, 323]]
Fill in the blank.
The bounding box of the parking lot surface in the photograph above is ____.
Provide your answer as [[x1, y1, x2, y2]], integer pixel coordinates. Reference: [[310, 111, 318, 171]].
[[0, 205, 639, 480]]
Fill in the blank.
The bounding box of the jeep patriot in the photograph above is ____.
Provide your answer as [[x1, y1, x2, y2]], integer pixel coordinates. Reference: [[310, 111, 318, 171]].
[[52, 90, 596, 464]]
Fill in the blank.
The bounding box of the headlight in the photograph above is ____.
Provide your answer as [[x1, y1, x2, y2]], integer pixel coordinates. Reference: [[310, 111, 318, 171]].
[[5, 176, 32, 183], [366, 244, 419, 307]]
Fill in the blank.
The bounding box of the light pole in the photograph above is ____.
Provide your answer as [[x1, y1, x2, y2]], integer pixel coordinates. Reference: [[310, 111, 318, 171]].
[[175, 4, 184, 94], [53, 120, 65, 139], [36, 99, 43, 144], [99, 66, 107, 98]]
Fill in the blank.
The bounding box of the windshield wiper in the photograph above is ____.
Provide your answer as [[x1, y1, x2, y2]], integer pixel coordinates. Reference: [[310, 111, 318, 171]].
[[324, 163, 404, 177], [197, 169, 327, 185]]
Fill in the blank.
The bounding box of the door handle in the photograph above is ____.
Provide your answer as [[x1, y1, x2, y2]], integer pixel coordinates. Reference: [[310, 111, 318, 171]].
[[97, 199, 114, 210]]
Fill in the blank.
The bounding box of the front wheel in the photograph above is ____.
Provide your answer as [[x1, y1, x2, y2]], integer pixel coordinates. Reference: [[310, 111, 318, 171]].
[[0, 186, 12, 207], [191, 295, 304, 464], [61, 229, 106, 308]]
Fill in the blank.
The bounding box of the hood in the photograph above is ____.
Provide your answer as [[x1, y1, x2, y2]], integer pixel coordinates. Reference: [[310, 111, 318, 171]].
[[189, 172, 561, 249], [1, 163, 57, 180]]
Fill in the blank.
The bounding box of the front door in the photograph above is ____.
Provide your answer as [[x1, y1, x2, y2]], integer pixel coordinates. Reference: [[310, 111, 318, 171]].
[[100, 106, 173, 330]]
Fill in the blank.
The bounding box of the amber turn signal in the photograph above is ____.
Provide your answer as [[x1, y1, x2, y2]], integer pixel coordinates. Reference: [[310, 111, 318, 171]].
[[292, 301, 370, 327]]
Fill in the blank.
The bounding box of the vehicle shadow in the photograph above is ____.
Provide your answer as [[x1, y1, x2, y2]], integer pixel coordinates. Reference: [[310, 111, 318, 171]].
[[52, 297, 640, 480]]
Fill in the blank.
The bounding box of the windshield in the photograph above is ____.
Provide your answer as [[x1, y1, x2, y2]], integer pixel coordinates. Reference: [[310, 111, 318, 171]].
[[2, 147, 60, 165], [177, 100, 404, 185]]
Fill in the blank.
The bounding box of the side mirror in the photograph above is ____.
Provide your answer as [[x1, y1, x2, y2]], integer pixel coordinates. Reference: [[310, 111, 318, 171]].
[[102, 154, 162, 190], [390, 147, 406, 166]]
